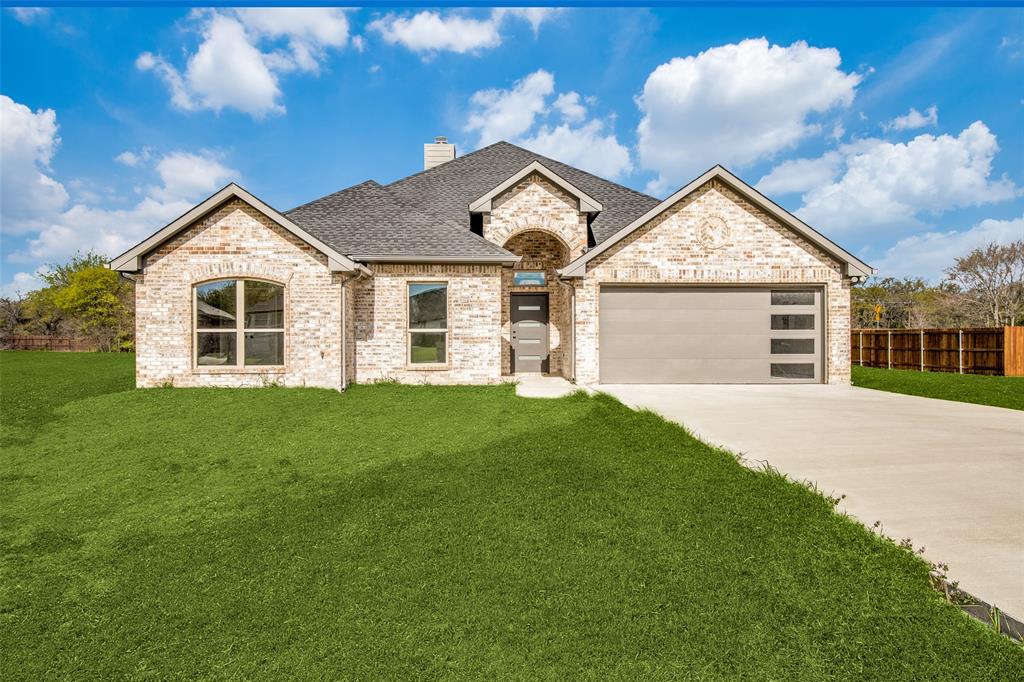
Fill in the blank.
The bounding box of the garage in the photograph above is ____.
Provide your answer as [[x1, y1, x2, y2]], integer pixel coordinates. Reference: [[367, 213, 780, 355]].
[[599, 286, 823, 384]]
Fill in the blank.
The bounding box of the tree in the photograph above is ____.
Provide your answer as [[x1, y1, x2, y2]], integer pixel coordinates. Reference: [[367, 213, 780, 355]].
[[946, 240, 1024, 326], [51, 264, 133, 351]]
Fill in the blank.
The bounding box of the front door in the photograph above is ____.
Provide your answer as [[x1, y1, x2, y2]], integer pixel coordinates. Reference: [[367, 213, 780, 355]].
[[511, 293, 549, 373]]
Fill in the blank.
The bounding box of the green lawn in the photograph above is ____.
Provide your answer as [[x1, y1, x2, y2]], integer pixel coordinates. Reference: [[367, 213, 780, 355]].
[[2, 352, 1021, 679], [852, 365, 1024, 411]]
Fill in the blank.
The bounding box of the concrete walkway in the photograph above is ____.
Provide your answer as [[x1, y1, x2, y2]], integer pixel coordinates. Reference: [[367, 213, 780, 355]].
[[514, 374, 577, 399], [600, 383, 1024, 617]]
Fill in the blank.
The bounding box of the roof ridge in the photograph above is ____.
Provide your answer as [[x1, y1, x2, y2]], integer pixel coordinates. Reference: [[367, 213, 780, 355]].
[[382, 140, 509, 188]]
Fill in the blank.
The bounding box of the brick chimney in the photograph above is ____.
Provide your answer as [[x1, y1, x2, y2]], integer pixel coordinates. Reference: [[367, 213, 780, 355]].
[[423, 136, 456, 170]]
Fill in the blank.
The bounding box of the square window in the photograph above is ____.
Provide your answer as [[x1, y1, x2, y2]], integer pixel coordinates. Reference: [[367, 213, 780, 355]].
[[245, 281, 284, 328], [244, 332, 284, 366], [197, 332, 237, 366], [410, 332, 446, 364], [513, 271, 546, 286], [409, 283, 448, 329]]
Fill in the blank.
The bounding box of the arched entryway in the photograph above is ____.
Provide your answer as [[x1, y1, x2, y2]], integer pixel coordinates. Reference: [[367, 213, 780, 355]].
[[500, 230, 573, 377]]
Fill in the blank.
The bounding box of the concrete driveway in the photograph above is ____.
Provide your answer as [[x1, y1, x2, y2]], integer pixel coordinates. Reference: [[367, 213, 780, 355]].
[[601, 383, 1024, 617]]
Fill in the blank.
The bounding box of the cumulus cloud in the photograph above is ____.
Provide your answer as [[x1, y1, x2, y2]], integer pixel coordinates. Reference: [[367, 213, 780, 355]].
[[115, 148, 152, 167], [466, 70, 555, 145], [369, 8, 560, 55], [137, 9, 349, 118], [0, 95, 69, 236], [464, 70, 632, 179], [0, 270, 46, 298], [873, 214, 1024, 281], [519, 120, 634, 180], [1, 96, 237, 275], [789, 122, 1018, 234], [636, 38, 862, 194], [756, 153, 843, 196], [882, 105, 938, 132]]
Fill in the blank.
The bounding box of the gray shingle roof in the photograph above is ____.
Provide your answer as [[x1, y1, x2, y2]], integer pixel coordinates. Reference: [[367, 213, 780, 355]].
[[386, 142, 660, 245], [286, 141, 661, 260], [286, 180, 513, 259]]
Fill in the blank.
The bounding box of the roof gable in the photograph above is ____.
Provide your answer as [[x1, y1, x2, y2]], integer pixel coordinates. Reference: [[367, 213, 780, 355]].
[[468, 161, 603, 214], [109, 183, 366, 274], [560, 165, 874, 278]]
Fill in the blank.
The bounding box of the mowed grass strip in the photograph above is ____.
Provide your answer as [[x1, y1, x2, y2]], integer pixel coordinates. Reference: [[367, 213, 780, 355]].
[[852, 364, 1024, 411], [1, 352, 1021, 679]]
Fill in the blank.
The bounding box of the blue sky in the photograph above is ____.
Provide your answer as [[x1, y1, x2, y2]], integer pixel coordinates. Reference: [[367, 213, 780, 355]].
[[2, 5, 1022, 296]]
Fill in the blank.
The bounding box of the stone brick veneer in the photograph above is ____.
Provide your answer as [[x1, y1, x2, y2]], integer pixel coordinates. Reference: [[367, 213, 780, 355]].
[[352, 263, 503, 384], [484, 172, 588, 260], [572, 180, 852, 386], [135, 200, 346, 389], [500, 231, 571, 377]]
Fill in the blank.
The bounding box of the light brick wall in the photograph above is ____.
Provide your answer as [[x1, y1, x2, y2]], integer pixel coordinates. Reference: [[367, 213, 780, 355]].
[[135, 200, 345, 389], [352, 263, 503, 384], [574, 180, 852, 385], [500, 231, 571, 376], [484, 173, 588, 260]]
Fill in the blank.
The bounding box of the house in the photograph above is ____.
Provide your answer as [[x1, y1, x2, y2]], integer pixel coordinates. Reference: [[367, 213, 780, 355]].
[[109, 138, 874, 389]]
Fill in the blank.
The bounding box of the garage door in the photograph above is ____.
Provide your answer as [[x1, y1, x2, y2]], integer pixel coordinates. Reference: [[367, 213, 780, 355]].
[[599, 286, 823, 384]]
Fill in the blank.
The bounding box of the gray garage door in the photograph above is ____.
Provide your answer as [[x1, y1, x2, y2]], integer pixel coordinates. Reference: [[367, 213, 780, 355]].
[[599, 286, 823, 384]]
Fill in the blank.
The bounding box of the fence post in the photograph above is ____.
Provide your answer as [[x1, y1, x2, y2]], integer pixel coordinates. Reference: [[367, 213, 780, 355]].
[[958, 329, 964, 374], [859, 331, 863, 366], [887, 330, 892, 369], [920, 329, 925, 371]]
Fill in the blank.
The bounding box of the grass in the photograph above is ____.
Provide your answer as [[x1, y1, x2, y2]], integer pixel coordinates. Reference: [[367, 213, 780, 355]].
[[852, 365, 1024, 411], [2, 352, 1021, 679]]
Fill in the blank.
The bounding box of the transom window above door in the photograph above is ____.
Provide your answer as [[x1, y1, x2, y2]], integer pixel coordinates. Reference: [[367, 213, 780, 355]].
[[195, 279, 284, 367], [513, 271, 546, 287]]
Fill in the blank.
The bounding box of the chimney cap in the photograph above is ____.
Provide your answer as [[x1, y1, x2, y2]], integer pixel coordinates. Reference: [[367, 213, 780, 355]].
[[434, 136, 448, 144]]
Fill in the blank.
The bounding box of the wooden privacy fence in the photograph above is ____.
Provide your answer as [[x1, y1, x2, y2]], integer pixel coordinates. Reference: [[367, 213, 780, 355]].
[[851, 327, 1024, 376], [1, 335, 99, 352]]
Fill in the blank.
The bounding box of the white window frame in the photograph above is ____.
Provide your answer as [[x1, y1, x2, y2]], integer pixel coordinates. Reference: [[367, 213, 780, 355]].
[[194, 278, 285, 369], [406, 281, 449, 367]]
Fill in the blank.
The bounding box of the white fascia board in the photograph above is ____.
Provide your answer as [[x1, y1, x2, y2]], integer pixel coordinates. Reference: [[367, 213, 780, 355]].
[[558, 165, 875, 279], [108, 183, 367, 275], [468, 161, 604, 214]]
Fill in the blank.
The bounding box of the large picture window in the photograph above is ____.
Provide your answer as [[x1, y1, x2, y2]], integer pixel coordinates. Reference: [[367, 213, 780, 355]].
[[408, 282, 448, 364], [195, 279, 284, 367]]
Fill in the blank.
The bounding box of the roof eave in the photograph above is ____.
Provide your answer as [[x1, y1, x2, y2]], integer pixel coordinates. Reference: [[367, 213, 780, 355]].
[[468, 160, 604, 214], [350, 254, 522, 266], [558, 165, 875, 279], [107, 183, 368, 275]]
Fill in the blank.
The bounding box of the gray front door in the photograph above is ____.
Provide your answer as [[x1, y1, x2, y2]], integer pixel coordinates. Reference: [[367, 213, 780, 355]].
[[511, 293, 549, 373]]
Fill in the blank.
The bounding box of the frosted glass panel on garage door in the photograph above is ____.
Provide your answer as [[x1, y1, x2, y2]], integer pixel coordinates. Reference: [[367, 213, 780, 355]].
[[598, 286, 821, 384]]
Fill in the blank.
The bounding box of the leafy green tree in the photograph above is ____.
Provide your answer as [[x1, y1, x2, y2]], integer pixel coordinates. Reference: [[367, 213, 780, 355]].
[[52, 265, 133, 351]]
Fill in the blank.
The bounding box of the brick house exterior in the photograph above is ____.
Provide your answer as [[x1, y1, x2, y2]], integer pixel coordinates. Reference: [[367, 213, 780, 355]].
[[111, 140, 873, 390]]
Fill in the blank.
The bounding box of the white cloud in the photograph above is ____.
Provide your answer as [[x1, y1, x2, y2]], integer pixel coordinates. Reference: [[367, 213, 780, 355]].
[[882, 105, 938, 132], [8, 8, 49, 25], [779, 122, 1018, 234], [0, 270, 45, 299], [1, 97, 237, 271], [553, 92, 586, 123], [369, 8, 560, 55], [873, 214, 1024, 281], [636, 38, 862, 193], [519, 120, 633, 180], [466, 69, 555, 146], [464, 70, 632, 179], [137, 9, 349, 118], [756, 153, 842, 196], [115, 148, 152, 167], [0, 95, 69, 236]]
